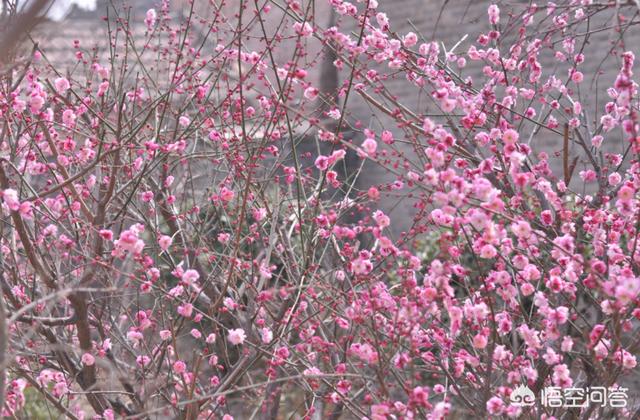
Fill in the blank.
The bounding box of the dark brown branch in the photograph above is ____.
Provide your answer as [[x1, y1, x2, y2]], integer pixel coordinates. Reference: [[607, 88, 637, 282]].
[[0, 0, 51, 65], [14, 314, 77, 326], [0, 290, 6, 413], [563, 123, 570, 185]]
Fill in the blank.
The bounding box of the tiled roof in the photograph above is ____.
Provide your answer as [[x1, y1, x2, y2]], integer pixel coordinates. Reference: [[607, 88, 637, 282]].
[[24, 1, 640, 233]]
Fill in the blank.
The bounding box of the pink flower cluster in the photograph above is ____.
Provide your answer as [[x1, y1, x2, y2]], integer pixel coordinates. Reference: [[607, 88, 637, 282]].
[[2, 1, 639, 419]]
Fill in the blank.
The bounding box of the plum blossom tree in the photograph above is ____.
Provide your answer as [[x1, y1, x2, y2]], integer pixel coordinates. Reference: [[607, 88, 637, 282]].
[[0, 0, 639, 419]]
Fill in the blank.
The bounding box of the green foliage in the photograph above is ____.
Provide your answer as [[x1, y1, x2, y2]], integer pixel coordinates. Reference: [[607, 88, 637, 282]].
[[16, 387, 53, 420]]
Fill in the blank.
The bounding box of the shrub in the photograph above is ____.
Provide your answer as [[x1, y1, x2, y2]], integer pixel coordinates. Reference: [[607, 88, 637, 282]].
[[0, 0, 638, 418]]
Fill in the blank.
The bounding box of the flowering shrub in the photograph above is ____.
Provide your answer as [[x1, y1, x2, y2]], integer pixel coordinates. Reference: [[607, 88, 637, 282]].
[[0, 0, 639, 419]]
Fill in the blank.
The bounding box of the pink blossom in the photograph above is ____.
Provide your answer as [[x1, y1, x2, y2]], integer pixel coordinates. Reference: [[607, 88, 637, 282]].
[[330, 149, 346, 163], [571, 71, 584, 83], [97, 65, 110, 80], [145, 8, 157, 29], [113, 226, 145, 256], [350, 342, 379, 364], [260, 328, 273, 343], [99, 229, 114, 241], [315, 155, 329, 171], [486, 396, 504, 415], [473, 333, 488, 349], [228, 328, 246, 345], [81, 353, 95, 366], [158, 235, 172, 251], [54, 77, 70, 94], [178, 116, 190, 127], [592, 135, 604, 148], [141, 191, 154, 202], [252, 207, 267, 221], [511, 221, 532, 239], [616, 349, 637, 370], [488, 4, 500, 24], [614, 275, 639, 305], [127, 330, 143, 343], [52, 381, 68, 397], [2, 189, 20, 211], [62, 109, 76, 127], [293, 21, 313, 37], [618, 185, 634, 202], [371, 404, 390, 420], [552, 364, 573, 387], [609, 173, 622, 185], [480, 244, 497, 259], [304, 86, 319, 100], [402, 32, 418, 48], [351, 252, 373, 275], [177, 303, 193, 318], [381, 130, 394, 144], [173, 360, 186, 374], [29, 92, 45, 113], [502, 129, 519, 145], [561, 337, 574, 352], [431, 208, 454, 226], [181, 269, 200, 284], [579, 170, 597, 182], [411, 386, 430, 407], [219, 186, 235, 202], [97, 81, 109, 97], [543, 347, 561, 365], [223, 297, 238, 310], [361, 138, 377, 156], [372, 210, 390, 228], [327, 108, 341, 119], [375, 12, 389, 30]]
